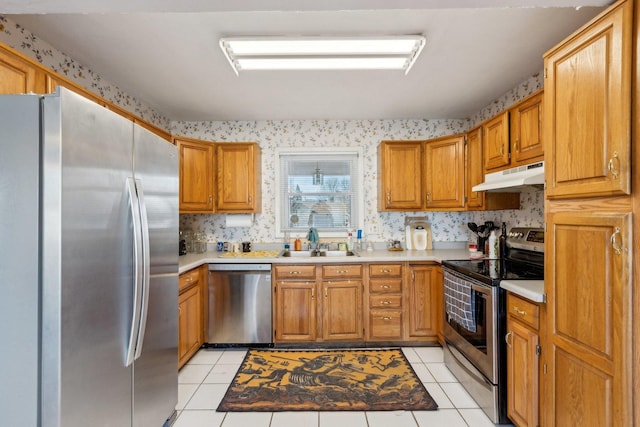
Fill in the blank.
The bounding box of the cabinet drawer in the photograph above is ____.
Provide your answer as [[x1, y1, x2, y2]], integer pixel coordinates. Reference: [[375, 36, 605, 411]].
[[179, 268, 200, 293], [369, 309, 403, 340], [274, 265, 316, 279], [369, 264, 402, 277], [507, 293, 540, 330], [322, 264, 362, 279], [369, 294, 402, 309], [369, 278, 402, 293]]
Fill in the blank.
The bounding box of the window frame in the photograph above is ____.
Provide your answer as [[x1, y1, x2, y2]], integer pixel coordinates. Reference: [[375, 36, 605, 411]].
[[275, 147, 364, 238]]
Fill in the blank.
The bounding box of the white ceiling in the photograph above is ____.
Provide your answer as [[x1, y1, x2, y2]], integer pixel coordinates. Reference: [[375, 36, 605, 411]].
[[3, 0, 609, 121]]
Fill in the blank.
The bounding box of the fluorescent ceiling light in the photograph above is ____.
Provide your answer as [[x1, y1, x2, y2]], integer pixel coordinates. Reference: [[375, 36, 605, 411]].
[[219, 36, 425, 75]]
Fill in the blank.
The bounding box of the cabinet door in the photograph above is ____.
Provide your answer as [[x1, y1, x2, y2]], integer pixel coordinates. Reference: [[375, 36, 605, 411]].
[[544, 211, 631, 426], [483, 112, 510, 172], [507, 317, 539, 427], [322, 280, 363, 341], [0, 46, 44, 94], [177, 138, 215, 213], [178, 284, 202, 368], [425, 135, 465, 209], [216, 143, 260, 212], [377, 141, 424, 211], [405, 264, 438, 339], [274, 281, 317, 342], [465, 127, 484, 209], [544, 1, 632, 198], [510, 91, 544, 165]]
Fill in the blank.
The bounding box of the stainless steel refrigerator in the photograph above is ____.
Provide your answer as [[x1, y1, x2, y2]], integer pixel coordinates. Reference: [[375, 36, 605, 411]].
[[0, 88, 179, 426]]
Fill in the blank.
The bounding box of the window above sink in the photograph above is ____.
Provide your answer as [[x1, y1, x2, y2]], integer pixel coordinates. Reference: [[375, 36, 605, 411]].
[[275, 148, 364, 238]]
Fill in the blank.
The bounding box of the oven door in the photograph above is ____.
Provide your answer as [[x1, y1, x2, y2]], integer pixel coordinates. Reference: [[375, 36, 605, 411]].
[[442, 268, 499, 383]]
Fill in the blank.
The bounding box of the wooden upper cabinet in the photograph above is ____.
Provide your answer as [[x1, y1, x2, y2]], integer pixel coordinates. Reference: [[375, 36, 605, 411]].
[[483, 111, 510, 172], [465, 127, 485, 209], [176, 137, 215, 213], [0, 46, 45, 94], [216, 143, 261, 213], [378, 141, 424, 211], [544, 0, 632, 199], [424, 134, 465, 210], [544, 211, 631, 426], [510, 90, 544, 165]]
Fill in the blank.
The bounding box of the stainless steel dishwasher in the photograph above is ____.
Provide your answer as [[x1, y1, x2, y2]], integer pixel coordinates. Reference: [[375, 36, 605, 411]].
[[207, 264, 272, 344]]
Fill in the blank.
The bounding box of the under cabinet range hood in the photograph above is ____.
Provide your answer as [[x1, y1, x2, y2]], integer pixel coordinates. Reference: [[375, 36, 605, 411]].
[[472, 161, 544, 192]]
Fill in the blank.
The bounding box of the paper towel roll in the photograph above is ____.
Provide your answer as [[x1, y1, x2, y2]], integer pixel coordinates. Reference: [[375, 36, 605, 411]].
[[225, 214, 253, 227]]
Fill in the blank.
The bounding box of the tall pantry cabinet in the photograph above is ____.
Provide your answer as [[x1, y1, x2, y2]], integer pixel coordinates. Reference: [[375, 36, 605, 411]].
[[542, 0, 635, 425]]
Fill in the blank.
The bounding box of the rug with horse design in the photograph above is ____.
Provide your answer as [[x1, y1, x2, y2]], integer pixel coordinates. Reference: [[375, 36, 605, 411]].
[[217, 348, 438, 412]]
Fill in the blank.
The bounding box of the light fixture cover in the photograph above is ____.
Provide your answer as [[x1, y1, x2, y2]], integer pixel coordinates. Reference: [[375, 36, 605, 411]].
[[219, 36, 425, 75]]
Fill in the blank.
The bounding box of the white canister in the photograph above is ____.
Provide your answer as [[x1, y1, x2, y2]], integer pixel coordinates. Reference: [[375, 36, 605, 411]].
[[413, 227, 428, 250]]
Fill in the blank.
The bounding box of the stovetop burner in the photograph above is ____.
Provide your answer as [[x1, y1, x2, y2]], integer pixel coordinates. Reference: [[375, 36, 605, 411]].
[[443, 258, 544, 286], [443, 226, 544, 285]]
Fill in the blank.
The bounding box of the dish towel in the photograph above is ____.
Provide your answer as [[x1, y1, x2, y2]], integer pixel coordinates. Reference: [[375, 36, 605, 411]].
[[443, 270, 476, 333]]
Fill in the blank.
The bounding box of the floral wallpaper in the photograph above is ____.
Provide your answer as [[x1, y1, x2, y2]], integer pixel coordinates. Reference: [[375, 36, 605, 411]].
[[176, 119, 544, 245], [0, 15, 170, 130], [0, 14, 544, 245]]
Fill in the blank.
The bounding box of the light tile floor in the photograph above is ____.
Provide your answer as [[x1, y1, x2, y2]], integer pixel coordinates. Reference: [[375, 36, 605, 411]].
[[175, 346, 512, 427]]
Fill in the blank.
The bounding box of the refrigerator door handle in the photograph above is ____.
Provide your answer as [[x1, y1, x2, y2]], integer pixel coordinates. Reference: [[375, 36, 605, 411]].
[[125, 177, 144, 367], [133, 178, 150, 360]]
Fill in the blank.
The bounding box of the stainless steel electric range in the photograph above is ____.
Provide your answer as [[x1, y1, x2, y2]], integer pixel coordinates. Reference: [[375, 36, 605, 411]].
[[441, 227, 544, 424]]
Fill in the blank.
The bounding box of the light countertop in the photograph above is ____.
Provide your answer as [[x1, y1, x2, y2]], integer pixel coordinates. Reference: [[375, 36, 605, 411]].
[[500, 280, 545, 303], [179, 248, 471, 274]]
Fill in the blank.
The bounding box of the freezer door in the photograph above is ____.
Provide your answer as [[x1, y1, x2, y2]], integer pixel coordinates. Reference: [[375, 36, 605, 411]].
[[0, 95, 41, 427], [41, 89, 135, 427], [132, 124, 179, 426]]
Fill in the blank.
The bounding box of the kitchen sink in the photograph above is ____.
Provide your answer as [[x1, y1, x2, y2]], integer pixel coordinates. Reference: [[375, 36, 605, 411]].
[[279, 250, 358, 258]]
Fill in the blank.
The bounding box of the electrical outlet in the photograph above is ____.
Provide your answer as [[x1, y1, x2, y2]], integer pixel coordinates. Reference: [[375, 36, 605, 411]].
[[368, 224, 379, 235]]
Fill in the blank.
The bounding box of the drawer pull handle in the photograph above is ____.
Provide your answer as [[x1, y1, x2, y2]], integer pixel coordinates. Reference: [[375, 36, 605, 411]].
[[381, 316, 392, 321], [381, 285, 391, 289], [381, 269, 391, 273], [381, 300, 391, 305], [505, 331, 513, 347], [337, 270, 348, 274], [290, 271, 300, 275], [513, 306, 526, 316], [185, 277, 193, 282]]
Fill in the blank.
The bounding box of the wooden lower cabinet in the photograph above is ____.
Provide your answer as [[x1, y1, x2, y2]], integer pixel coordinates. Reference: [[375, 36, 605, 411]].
[[273, 264, 363, 343], [178, 266, 205, 368], [405, 263, 441, 342], [321, 280, 363, 340], [544, 210, 632, 426], [506, 293, 540, 427], [367, 263, 404, 341]]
